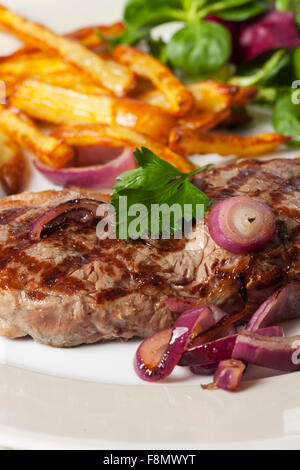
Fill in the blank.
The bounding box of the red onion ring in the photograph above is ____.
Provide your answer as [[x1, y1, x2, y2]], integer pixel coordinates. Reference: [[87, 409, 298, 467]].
[[34, 147, 136, 189], [208, 196, 276, 253], [29, 198, 105, 241], [134, 305, 225, 382]]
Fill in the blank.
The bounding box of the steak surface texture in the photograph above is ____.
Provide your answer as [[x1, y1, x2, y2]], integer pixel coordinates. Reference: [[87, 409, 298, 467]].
[[0, 158, 299, 347]]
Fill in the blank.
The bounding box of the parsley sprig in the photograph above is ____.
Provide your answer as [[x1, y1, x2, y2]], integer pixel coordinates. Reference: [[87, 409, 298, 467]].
[[111, 147, 211, 239]]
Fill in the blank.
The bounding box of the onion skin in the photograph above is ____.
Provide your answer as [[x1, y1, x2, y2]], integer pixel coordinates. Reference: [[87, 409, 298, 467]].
[[233, 330, 300, 372], [34, 147, 136, 189], [208, 196, 276, 253], [247, 282, 300, 332], [134, 306, 225, 382]]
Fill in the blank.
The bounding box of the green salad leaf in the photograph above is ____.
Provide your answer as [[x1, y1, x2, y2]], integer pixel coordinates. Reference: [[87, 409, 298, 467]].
[[273, 92, 300, 145], [124, 0, 185, 28], [166, 20, 231, 75], [217, 0, 268, 21], [111, 148, 211, 239], [230, 50, 289, 87]]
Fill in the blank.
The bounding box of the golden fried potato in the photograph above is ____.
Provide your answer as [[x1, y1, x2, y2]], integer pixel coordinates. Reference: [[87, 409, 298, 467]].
[[138, 88, 172, 112], [52, 124, 195, 173], [0, 129, 26, 194], [0, 52, 110, 95], [0, 52, 69, 76], [113, 45, 194, 116], [0, 106, 73, 168], [169, 128, 289, 158], [178, 109, 230, 131], [139, 81, 257, 118], [11, 80, 176, 143], [230, 87, 258, 107], [11, 22, 125, 57], [66, 22, 125, 50], [187, 80, 238, 113], [0, 5, 135, 96]]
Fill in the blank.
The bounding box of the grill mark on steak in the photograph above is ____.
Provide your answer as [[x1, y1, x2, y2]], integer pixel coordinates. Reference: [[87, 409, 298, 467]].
[[0, 160, 298, 347]]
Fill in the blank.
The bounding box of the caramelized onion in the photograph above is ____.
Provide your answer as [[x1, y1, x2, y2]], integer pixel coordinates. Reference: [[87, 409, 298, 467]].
[[29, 198, 104, 241], [208, 196, 276, 253]]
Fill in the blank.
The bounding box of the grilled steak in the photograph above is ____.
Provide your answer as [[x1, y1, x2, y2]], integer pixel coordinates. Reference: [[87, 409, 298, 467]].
[[0, 158, 299, 347]]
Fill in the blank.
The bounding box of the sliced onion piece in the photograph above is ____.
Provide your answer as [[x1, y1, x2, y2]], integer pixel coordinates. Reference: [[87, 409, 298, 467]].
[[34, 147, 136, 189], [208, 196, 276, 253], [233, 330, 300, 372], [247, 282, 300, 332], [202, 360, 246, 391], [134, 306, 225, 382], [180, 326, 283, 369], [29, 198, 105, 241]]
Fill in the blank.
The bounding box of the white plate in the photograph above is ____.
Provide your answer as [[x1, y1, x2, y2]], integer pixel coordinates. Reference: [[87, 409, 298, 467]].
[[0, 0, 300, 450]]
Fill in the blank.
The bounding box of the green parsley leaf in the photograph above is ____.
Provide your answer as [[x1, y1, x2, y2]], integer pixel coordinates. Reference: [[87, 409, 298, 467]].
[[111, 147, 211, 239]]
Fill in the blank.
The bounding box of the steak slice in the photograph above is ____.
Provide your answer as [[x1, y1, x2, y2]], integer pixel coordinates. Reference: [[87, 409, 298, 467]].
[[0, 158, 299, 347]]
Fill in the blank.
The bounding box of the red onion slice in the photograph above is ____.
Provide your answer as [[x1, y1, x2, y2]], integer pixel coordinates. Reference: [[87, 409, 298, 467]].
[[208, 196, 276, 253], [29, 198, 105, 241], [247, 282, 300, 332], [34, 147, 136, 190], [180, 326, 283, 370], [202, 360, 246, 391], [233, 330, 300, 372], [134, 306, 226, 382]]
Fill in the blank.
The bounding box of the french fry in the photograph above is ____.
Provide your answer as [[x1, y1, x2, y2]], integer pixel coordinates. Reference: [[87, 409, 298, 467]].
[[37, 72, 109, 95], [0, 52, 70, 77], [178, 109, 230, 131], [113, 45, 194, 116], [138, 88, 173, 112], [139, 81, 252, 117], [169, 128, 289, 158], [0, 129, 26, 194], [66, 22, 125, 49], [0, 106, 73, 168], [52, 124, 195, 173], [0, 74, 19, 97], [0, 52, 110, 95], [0, 5, 135, 96], [230, 87, 258, 107], [11, 80, 176, 143], [188, 80, 238, 113], [10, 22, 125, 57]]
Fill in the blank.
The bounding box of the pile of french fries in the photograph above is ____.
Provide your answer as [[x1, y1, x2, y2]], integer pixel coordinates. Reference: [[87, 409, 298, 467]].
[[0, 4, 289, 193]]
